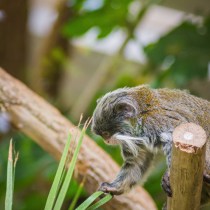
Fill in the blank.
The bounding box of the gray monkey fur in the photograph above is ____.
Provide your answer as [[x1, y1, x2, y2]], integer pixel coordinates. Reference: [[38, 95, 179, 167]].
[[91, 85, 210, 203]]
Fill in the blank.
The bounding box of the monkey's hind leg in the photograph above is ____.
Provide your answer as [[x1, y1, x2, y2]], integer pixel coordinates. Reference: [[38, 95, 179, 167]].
[[204, 141, 210, 183], [201, 141, 210, 206], [161, 170, 172, 197]]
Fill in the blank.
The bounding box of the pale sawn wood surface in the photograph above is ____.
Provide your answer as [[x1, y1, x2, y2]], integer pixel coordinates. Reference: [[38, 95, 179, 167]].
[[167, 123, 207, 210]]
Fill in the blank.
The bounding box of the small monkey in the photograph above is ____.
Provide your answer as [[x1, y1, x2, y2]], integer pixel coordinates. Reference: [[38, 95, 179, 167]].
[[91, 85, 210, 204]]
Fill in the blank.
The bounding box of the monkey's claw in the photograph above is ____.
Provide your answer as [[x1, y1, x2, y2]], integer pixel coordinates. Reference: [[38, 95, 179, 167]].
[[98, 182, 123, 195], [161, 171, 172, 197]]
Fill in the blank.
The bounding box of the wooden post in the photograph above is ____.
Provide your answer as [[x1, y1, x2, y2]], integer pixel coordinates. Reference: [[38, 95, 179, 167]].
[[167, 123, 207, 210]]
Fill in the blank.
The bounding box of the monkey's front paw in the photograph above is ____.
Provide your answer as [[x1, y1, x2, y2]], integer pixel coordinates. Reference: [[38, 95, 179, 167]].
[[98, 182, 123, 195], [161, 171, 172, 197]]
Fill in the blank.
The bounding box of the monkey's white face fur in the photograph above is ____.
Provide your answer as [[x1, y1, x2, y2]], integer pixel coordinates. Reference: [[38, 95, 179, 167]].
[[91, 88, 144, 156]]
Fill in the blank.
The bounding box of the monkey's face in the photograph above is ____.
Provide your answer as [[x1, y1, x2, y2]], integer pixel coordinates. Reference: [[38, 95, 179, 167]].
[[91, 89, 138, 146]]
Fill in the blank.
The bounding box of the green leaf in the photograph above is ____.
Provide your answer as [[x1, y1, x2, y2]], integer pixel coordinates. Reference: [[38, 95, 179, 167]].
[[44, 134, 72, 210], [5, 140, 17, 210], [53, 126, 87, 210], [144, 18, 210, 87], [68, 178, 86, 210], [87, 193, 113, 210], [75, 191, 104, 210], [62, 0, 133, 38]]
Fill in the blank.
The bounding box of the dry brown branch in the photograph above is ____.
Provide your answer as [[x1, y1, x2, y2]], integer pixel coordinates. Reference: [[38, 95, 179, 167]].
[[0, 68, 156, 210], [167, 123, 207, 210]]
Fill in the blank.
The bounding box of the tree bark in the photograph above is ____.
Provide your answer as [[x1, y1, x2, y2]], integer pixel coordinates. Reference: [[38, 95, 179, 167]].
[[0, 68, 156, 210], [28, 0, 72, 97], [167, 123, 207, 210]]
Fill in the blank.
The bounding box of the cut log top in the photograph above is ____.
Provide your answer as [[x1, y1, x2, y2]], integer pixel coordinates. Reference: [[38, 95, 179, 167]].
[[172, 123, 207, 153]]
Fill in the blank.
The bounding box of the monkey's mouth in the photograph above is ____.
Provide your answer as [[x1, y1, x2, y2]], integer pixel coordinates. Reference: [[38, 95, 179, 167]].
[[114, 133, 145, 156], [105, 133, 139, 145], [105, 137, 119, 145], [104, 134, 144, 156]]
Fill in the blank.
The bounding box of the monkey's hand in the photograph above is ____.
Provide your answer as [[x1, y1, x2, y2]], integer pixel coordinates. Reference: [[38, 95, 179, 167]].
[[161, 170, 172, 197], [98, 182, 124, 195], [98, 160, 142, 195]]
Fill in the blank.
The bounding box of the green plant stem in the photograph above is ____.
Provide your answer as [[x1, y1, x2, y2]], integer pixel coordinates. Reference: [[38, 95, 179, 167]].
[[87, 194, 113, 210], [68, 177, 86, 210], [5, 140, 17, 210], [75, 191, 104, 210], [44, 134, 72, 210]]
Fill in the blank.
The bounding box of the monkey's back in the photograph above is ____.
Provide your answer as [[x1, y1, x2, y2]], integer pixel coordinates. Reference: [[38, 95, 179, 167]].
[[156, 88, 210, 171], [156, 88, 210, 136]]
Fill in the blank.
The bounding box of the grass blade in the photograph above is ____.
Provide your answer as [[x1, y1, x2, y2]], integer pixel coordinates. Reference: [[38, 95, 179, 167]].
[[5, 140, 14, 210], [53, 119, 90, 210], [75, 191, 104, 210], [13, 152, 19, 200], [68, 177, 86, 210], [87, 194, 113, 210], [44, 134, 72, 210]]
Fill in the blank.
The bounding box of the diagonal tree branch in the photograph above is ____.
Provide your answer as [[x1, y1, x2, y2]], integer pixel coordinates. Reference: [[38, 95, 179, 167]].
[[0, 68, 156, 210]]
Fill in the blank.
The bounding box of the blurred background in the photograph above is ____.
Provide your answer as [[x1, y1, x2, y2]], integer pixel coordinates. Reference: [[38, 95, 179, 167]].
[[0, 0, 210, 209]]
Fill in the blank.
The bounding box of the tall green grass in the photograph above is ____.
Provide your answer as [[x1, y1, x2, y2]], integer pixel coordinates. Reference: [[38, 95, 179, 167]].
[[5, 140, 18, 210], [5, 118, 113, 210], [44, 117, 113, 210], [68, 176, 86, 210]]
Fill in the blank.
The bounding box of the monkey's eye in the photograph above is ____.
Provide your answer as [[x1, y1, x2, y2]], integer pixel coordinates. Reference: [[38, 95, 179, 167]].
[[101, 131, 110, 139]]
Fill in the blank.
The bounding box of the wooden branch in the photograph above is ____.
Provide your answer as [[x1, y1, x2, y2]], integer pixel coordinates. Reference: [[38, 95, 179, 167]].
[[167, 123, 207, 210], [0, 68, 156, 210]]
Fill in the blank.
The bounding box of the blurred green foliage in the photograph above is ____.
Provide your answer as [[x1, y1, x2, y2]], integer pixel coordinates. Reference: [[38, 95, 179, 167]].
[[63, 0, 133, 39], [144, 17, 210, 88], [0, 134, 87, 210]]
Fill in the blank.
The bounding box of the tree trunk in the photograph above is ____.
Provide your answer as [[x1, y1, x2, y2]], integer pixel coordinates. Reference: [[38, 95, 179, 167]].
[[0, 68, 156, 210], [28, 0, 72, 98], [0, 0, 28, 81]]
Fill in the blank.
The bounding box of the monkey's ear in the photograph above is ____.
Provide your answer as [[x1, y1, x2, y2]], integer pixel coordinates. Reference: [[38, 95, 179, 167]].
[[115, 102, 136, 118]]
